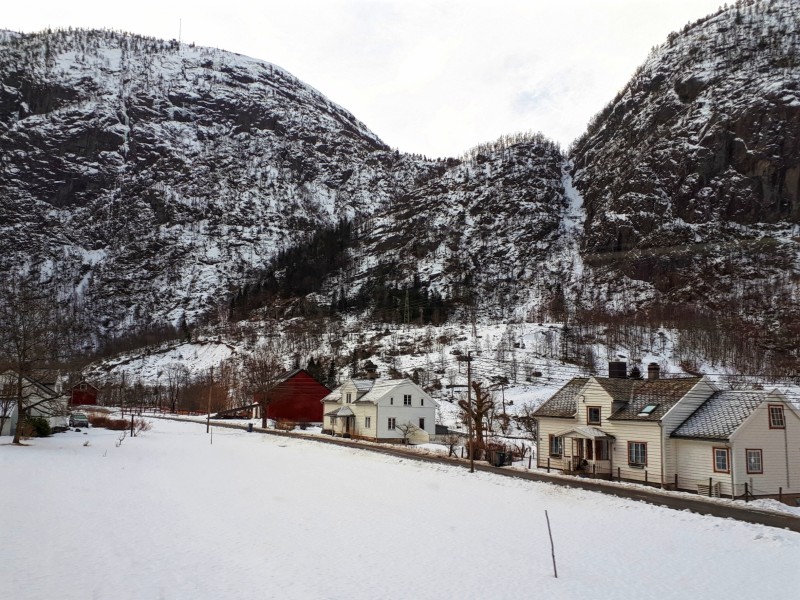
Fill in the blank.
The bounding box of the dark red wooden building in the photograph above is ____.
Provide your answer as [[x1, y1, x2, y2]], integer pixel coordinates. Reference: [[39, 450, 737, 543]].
[[70, 380, 99, 406], [253, 369, 329, 423]]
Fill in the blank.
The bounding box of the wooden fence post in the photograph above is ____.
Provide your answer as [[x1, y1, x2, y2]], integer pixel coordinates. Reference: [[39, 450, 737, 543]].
[[617, 467, 621, 481], [547, 457, 550, 473], [708, 477, 712, 497]]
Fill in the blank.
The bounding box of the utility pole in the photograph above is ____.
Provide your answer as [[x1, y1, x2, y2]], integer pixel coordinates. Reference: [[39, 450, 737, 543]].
[[206, 365, 214, 434], [467, 350, 474, 473]]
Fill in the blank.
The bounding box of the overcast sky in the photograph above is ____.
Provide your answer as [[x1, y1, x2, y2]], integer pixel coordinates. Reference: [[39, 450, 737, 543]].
[[5, 1, 724, 157]]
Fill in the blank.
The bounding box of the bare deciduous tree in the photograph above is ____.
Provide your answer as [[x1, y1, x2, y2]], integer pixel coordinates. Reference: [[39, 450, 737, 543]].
[[242, 345, 285, 428], [0, 273, 65, 444], [395, 421, 419, 445], [458, 381, 497, 458]]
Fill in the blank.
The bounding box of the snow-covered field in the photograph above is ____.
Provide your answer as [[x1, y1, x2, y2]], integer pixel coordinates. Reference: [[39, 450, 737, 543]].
[[2, 419, 799, 600]]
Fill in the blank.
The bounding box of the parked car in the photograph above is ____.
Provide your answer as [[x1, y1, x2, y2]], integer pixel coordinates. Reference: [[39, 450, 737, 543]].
[[69, 412, 89, 428]]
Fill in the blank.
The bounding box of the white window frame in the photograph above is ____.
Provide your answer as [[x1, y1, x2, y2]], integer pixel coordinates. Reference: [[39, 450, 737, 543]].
[[403, 394, 412, 406], [365, 416, 371, 429], [346, 392, 352, 404], [387, 417, 396, 430], [418, 417, 425, 430]]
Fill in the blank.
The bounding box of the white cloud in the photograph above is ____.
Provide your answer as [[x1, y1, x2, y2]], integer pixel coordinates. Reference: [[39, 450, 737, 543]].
[[4, 0, 724, 157]]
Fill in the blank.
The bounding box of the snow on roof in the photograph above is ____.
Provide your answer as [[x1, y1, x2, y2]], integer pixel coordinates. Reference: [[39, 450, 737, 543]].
[[532, 378, 589, 418], [554, 425, 615, 439], [671, 390, 771, 440], [321, 388, 342, 403], [352, 380, 375, 392], [357, 379, 412, 404], [324, 405, 355, 417]]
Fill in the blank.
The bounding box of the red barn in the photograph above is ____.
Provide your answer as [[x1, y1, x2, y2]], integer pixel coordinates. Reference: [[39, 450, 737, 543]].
[[253, 369, 329, 423], [70, 380, 99, 406]]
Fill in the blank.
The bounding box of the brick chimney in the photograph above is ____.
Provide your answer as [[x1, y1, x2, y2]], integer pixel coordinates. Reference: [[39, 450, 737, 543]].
[[647, 362, 660, 380]]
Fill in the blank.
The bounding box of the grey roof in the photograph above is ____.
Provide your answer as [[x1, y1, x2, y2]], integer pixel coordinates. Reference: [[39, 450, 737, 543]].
[[601, 377, 703, 421], [321, 388, 342, 403], [554, 425, 615, 439], [532, 378, 589, 418], [353, 379, 375, 392], [671, 390, 770, 440], [324, 405, 355, 417]]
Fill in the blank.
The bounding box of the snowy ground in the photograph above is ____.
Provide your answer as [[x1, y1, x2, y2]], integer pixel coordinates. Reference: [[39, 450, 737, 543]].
[[2, 420, 799, 600]]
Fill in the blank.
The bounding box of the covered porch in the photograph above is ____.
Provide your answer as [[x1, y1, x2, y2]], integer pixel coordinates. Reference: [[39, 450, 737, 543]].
[[555, 425, 614, 477], [325, 405, 355, 437]]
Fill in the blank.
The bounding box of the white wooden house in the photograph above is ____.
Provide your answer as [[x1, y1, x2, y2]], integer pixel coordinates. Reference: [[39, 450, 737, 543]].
[[671, 390, 800, 498], [0, 370, 69, 436], [322, 378, 438, 443], [533, 364, 716, 485]]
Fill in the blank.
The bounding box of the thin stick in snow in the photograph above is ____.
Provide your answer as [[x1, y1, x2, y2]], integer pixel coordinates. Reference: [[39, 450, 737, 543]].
[[545, 509, 558, 578]]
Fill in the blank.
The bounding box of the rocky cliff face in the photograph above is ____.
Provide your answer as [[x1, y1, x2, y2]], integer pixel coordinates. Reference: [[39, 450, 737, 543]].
[[570, 0, 800, 309], [2, 2, 800, 371], [0, 28, 444, 330]]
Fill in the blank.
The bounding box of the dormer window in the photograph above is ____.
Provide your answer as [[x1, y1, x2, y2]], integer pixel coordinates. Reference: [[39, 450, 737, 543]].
[[346, 392, 352, 404], [587, 406, 601, 425]]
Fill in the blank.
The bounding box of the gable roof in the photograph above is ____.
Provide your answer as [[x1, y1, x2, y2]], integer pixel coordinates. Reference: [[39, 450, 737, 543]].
[[603, 377, 704, 421], [671, 390, 772, 440], [0, 370, 59, 399], [532, 378, 589, 418], [358, 378, 439, 407]]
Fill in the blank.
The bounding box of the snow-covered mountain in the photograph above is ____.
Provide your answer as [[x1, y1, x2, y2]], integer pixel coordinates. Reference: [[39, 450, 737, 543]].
[[2, 0, 800, 376], [570, 0, 800, 322], [0, 28, 440, 329]]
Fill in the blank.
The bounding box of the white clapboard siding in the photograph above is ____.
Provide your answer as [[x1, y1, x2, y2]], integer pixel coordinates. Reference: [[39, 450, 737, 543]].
[[661, 379, 717, 480]]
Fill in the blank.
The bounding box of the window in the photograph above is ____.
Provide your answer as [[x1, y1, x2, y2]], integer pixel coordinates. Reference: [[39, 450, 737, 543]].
[[390, 397, 394, 405], [713, 447, 730, 473], [595, 440, 609, 461], [420, 398, 424, 406], [746, 449, 763, 474], [548, 435, 563, 457], [769, 405, 785, 429], [586, 406, 601, 425], [419, 417, 425, 430], [365, 416, 371, 429], [628, 442, 647, 467], [403, 394, 412, 406], [387, 417, 396, 430], [346, 392, 352, 404], [637, 404, 658, 417]]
